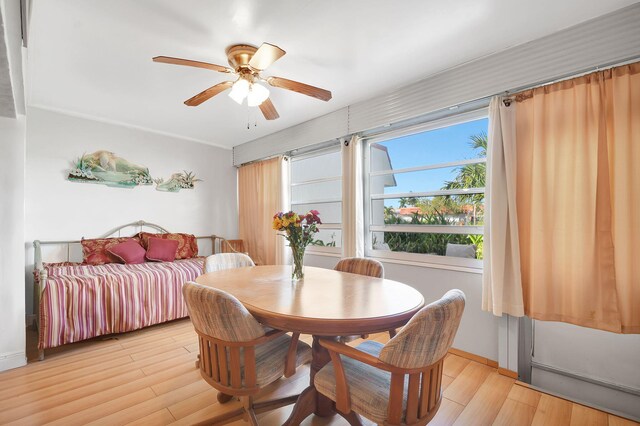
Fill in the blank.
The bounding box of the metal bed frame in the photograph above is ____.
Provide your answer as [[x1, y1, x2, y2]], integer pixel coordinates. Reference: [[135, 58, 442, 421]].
[[32, 220, 239, 360]]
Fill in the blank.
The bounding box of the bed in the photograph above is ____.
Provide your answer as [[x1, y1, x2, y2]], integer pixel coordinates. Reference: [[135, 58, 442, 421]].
[[33, 220, 240, 360]]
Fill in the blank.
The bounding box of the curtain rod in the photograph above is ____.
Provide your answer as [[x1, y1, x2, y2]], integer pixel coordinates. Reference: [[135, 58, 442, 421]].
[[502, 56, 640, 106], [235, 154, 288, 168], [236, 139, 342, 167]]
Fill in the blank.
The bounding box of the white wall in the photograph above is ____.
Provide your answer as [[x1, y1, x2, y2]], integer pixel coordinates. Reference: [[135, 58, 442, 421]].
[[24, 107, 238, 313], [305, 254, 499, 361], [0, 115, 26, 371]]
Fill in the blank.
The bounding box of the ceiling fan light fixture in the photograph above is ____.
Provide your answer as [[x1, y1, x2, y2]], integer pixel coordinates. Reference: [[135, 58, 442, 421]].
[[228, 78, 250, 104], [154, 42, 331, 121], [247, 82, 270, 107]]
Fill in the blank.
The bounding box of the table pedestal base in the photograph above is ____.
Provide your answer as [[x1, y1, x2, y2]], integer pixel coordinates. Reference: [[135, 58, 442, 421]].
[[283, 387, 363, 426], [283, 336, 364, 426]]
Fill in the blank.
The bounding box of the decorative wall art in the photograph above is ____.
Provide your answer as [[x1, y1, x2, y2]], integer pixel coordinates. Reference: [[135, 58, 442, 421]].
[[154, 171, 202, 192], [68, 151, 153, 188], [67, 151, 202, 192]]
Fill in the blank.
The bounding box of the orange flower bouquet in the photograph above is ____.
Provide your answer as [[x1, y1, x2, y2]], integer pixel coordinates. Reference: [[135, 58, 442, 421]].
[[272, 210, 322, 280]]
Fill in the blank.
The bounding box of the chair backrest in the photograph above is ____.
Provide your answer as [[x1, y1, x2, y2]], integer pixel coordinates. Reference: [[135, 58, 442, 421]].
[[379, 289, 465, 369], [204, 252, 255, 274], [182, 281, 265, 342], [334, 257, 384, 278]]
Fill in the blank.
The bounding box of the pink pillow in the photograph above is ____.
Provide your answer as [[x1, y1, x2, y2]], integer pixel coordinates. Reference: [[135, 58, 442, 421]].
[[145, 237, 179, 262], [107, 240, 146, 264]]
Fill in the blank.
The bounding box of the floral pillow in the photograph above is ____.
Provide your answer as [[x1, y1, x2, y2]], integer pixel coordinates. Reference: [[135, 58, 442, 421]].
[[137, 232, 198, 260], [81, 237, 141, 265]]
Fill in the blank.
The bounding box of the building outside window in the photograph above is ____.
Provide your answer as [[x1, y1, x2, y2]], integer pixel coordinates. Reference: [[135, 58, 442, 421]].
[[364, 111, 487, 269], [290, 147, 342, 253]]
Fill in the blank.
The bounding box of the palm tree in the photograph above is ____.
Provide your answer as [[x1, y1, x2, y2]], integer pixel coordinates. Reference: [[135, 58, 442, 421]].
[[441, 132, 487, 224], [442, 133, 486, 195]]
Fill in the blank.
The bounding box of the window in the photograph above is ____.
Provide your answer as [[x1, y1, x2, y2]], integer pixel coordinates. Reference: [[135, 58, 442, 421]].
[[290, 147, 342, 253], [364, 111, 487, 268]]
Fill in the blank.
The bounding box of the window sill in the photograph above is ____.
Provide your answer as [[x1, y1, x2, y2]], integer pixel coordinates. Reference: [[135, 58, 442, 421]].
[[304, 250, 342, 258], [367, 251, 483, 274]]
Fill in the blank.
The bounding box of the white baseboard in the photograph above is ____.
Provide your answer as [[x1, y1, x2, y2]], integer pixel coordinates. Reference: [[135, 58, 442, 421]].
[[0, 351, 27, 372]]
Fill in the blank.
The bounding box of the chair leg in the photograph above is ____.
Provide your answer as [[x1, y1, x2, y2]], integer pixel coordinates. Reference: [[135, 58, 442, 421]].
[[195, 354, 200, 369], [246, 409, 259, 425], [388, 328, 397, 338], [243, 396, 259, 426], [217, 392, 234, 403], [253, 394, 299, 414]]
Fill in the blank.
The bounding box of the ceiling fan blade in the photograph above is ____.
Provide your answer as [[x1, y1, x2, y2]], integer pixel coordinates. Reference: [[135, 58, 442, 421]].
[[248, 43, 286, 71], [259, 98, 279, 120], [153, 56, 234, 74], [266, 76, 332, 101], [184, 81, 234, 106]]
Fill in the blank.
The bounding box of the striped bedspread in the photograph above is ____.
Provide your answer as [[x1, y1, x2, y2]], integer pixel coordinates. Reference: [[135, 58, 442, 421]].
[[38, 258, 204, 350]]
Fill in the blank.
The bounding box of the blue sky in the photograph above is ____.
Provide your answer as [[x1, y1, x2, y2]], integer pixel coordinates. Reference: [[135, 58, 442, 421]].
[[376, 118, 488, 207]]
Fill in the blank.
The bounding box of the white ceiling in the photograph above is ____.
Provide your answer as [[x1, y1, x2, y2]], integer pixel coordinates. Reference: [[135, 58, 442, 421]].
[[27, 0, 638, 148]]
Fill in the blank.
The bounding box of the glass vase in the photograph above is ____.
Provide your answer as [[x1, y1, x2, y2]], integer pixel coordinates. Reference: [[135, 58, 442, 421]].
[[291, 246, 305, 281]]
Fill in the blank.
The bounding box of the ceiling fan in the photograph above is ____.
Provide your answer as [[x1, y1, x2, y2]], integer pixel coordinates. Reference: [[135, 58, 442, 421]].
[[153, 43, 332, 121]]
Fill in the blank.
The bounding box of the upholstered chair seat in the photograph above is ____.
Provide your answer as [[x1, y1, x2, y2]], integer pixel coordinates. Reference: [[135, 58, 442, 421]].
[[314, 289, 466, 426], [315, 340, 404, 424], [251, 333, 312, 386], [203, 252, 255, 274]]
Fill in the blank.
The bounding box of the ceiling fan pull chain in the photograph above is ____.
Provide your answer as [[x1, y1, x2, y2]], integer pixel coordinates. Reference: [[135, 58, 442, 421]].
[[245, 104, 258, 129]]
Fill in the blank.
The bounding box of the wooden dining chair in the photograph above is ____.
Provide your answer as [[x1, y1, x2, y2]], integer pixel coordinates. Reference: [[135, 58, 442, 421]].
[[334, 257, 394, 339], [199, 253, 257, 369], [314, 289, 466, 426], [183, 282, 312, 425], [203, 252, 255, 274]]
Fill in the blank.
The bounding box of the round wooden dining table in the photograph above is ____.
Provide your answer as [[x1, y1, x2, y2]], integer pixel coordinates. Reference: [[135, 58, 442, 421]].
[[195, 265, 425, 425]]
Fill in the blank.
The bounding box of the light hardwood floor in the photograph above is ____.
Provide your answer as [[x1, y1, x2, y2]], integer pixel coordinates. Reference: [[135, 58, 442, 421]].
[[0, 319, 636, 426]]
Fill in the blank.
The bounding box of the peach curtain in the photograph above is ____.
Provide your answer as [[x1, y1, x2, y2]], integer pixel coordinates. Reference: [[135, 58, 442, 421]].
[[238, 157, 287, 266], [515, 62, 640, 333]]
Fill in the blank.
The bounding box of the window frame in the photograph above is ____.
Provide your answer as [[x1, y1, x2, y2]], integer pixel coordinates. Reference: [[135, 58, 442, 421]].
[[363, 109, 488, 272], [289, 145, 343, 255]]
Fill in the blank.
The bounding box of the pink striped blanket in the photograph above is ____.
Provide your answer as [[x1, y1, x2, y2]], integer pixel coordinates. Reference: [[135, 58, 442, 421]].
[[38, 258, 204, 350]]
